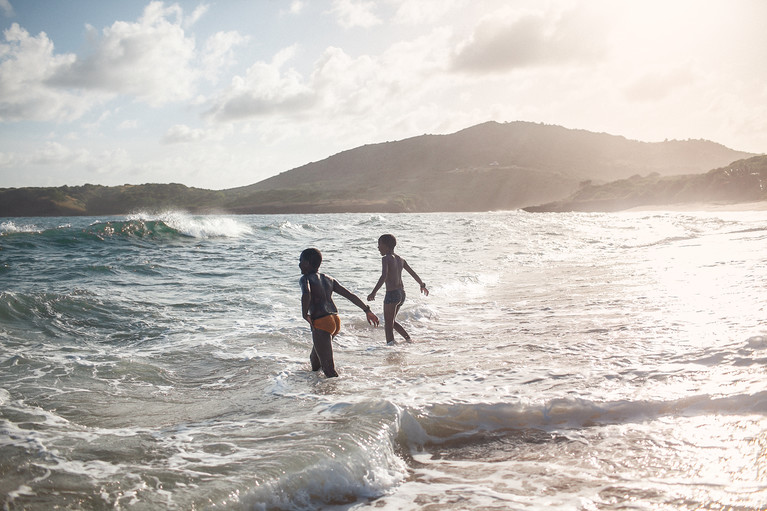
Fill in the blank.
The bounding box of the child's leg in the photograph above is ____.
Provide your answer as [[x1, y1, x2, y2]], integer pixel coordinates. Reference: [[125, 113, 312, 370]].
[[383, 303, 397, 344], [392, 304, 411, 341], [384, 303, 410, 344], [309, 346, 322, 371], [311, 329, 338, 377]]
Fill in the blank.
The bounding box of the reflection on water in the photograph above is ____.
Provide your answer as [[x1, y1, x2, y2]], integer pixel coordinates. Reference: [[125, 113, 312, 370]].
[[1, 211, 766, 510]]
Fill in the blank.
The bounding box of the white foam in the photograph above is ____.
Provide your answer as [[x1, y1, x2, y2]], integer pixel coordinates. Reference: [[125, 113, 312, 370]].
[[126, 211, 252, 238], [0, 221, 41, 234]]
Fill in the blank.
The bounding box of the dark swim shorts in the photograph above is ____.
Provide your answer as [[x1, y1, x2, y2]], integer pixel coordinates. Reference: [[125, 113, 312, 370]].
[[383, 288, 406, 306]]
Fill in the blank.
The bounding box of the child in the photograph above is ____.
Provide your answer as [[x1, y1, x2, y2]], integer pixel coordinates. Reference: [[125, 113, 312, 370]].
[[367, 234, 428, 345], [299, 248, 379, 377]]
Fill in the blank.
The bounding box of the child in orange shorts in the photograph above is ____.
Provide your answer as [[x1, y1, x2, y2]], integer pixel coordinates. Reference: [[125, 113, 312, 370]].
[[299, 248, 379, 377]]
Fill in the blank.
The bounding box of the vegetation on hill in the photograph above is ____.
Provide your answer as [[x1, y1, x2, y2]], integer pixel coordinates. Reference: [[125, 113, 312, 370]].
[[0, 184, 224, 217], [0, 121, 758, 217], [223, 121, 754, 214], [523, 155, 767, 212]]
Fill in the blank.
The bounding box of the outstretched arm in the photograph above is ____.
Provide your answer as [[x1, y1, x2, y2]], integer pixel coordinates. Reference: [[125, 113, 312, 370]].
[[334, 281, 380, 326], [403, 260, 428, 296]]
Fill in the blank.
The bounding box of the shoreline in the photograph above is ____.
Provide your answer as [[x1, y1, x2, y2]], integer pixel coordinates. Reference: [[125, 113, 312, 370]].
[[623, 200, 767, 212]]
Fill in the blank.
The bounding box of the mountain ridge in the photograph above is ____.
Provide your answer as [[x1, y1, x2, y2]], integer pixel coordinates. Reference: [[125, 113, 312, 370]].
[[0, 121, 759, 217]]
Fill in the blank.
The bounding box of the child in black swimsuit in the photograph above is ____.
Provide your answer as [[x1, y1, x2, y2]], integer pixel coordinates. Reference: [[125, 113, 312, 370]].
[[367, 234, 428, 344], [299, 248, 379, 377]]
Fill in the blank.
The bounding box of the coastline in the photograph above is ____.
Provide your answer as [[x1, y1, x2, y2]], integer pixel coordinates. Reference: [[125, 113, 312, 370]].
[[624, 200, 767, 212]]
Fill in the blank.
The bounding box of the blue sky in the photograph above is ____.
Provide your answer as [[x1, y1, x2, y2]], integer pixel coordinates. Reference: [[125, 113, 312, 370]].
[[1, 0, 765, 190]]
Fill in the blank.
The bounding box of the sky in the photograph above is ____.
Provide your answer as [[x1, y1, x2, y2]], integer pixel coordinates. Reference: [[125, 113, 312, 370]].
[[1, 0, 766, 190]]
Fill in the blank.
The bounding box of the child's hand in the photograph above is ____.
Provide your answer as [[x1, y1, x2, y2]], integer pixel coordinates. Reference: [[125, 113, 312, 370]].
[[367, 292, 376, 301], [420, 283, 429, 296], [366, 310, 379, 327]]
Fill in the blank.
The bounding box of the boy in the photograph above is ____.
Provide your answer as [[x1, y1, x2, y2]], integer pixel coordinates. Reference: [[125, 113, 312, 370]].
[[299, 247, 379, 377], [367, 234, 428, 345]]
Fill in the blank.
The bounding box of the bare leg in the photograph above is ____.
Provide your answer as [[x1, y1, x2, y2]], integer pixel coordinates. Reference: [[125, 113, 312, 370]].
[[393, 322, 410, 341], [309, 345, 322, 371], [384, 303, 410, 344], [393, 303, 411, 341], [311, 329, 338, 377]]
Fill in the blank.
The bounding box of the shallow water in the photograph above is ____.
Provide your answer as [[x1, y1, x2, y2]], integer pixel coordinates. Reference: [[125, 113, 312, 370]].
[[1, 210, 765, 510]]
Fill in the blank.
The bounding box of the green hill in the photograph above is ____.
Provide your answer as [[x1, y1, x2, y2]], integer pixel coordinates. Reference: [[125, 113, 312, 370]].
[[0, 183, 225, 217], [523, 155, 767, 212], [232, 121, 752, 213], [0, 121, 757, 217]]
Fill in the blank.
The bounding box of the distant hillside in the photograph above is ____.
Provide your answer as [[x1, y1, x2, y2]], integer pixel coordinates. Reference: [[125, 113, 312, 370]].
[[0, 121, 757, 217], [230, 121, 753, 213], [0, 184, 224, 217], [523, 155, 767, 212]]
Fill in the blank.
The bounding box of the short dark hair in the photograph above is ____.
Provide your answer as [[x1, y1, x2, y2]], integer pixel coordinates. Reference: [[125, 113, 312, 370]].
[[300, 248, 322, 270], [378, 234, 396, 249]]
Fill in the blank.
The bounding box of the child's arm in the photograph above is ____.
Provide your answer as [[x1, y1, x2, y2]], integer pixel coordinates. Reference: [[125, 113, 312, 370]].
[[301, 292, 312, 324], [333, 281, 380, 326], [367, 257, 387, 301], [300, 276, 313, 324], [403, 260, 429, 296]]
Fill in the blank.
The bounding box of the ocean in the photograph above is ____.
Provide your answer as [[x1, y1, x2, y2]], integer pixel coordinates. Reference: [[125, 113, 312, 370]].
[[0, 210, 765, 510]]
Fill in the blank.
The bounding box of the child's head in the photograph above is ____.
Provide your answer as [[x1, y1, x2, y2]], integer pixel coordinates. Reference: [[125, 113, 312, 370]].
[[300, 248, 322, 272], [378, 234, 396, 250]]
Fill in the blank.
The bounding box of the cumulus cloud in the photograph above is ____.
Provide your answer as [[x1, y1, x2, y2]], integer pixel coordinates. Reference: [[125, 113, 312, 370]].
[[204, 45, 316, 122], [0, 23, 94, 121], [205, 24, 454, 128], [452, 7, 606, 73], [330, 0, 381, 29], [47, 1, 199, 106], [0, 2, 205, 123]]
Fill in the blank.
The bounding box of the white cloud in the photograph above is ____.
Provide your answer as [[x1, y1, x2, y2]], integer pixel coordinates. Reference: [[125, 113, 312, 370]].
[[330, 0, 381, 29], [48, 1, 199, 106], [0, 2, 206, 124], [204, 45, 315, 122], [0, 23, 95, 121], [286, 1, 305, 15], [184, 3, 209, 29], [451, 6, 606, 73], [202, 25, 455, 155], [202, 30, 249, 84], [0, 0, 14, 18]]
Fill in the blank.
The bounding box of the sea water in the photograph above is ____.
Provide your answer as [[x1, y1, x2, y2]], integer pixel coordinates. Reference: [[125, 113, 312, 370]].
[[0, 210, 765, 510]]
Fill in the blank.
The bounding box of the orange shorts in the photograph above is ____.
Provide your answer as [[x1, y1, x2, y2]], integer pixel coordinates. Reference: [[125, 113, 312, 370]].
[[312, 314, 341, 336]]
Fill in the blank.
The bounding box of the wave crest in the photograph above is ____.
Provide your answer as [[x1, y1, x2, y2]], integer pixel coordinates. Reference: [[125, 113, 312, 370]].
[[126, 211, 252, 238], [398, 391, 767, 447]]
